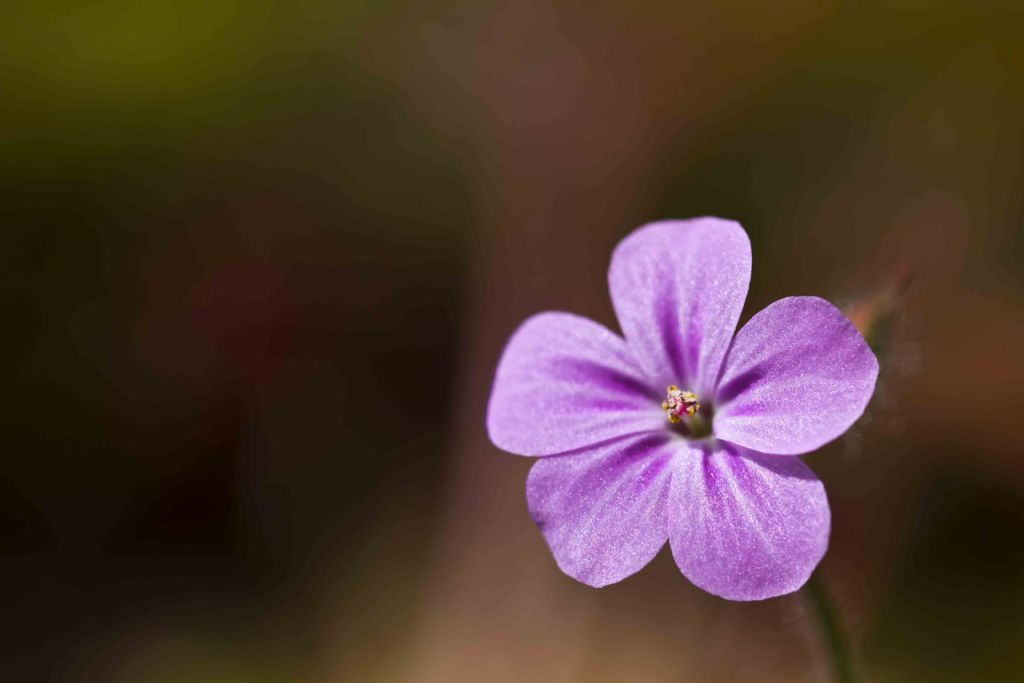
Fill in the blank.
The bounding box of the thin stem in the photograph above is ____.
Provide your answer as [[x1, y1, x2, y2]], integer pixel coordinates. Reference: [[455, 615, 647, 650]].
[[804, 571, 855, 683]]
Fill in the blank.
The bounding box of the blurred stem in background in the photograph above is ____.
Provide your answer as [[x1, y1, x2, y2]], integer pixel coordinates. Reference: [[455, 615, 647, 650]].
[[805, 572, 855, 683], [847, 263, 914, 355], [805, 264, 914, 683]]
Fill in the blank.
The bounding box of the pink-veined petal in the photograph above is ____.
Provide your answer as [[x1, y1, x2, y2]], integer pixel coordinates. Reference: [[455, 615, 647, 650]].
[[487, 312, 663, 456], [668, 442, 830, 601], [608, 218, 751, 398], [713, 296, 878, 455], [527, 433, 676, 587]]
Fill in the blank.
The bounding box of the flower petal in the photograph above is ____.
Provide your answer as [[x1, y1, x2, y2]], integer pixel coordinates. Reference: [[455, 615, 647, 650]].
[[487, 312, 664, 456], [668, 442, 829, 601], [527, 433, 676, 587], [608, 218, 751, 397], [713, 296, 879, 455]]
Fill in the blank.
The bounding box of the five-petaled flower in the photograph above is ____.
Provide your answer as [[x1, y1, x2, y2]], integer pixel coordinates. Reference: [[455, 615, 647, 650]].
[[486, 218, 878, 601]]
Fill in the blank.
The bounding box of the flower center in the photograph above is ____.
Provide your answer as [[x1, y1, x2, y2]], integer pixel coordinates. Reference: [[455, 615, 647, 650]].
[[661, 385, 700, 423], [662, 385, 712, 439]]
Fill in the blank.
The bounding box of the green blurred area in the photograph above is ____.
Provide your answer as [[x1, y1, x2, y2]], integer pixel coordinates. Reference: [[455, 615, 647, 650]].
[[1, 1, 1023, 681]]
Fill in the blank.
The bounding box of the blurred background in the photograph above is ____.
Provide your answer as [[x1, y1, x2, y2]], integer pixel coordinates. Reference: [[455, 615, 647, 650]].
[[1, 1, 1023, 681]]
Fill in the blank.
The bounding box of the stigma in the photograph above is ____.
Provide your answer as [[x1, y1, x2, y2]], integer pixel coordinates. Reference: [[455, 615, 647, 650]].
[[662, 385, 700, 423]]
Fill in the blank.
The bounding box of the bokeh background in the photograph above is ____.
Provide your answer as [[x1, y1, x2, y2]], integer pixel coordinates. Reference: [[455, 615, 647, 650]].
[[2, 1, 1023, 681]]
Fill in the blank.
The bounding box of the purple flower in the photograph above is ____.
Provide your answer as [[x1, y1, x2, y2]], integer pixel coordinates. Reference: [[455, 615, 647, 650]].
[[486, 218, 878, 601]]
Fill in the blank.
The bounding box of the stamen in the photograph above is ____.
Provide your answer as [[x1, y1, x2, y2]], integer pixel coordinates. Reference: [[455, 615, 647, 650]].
[[661, 385, 700, 423]]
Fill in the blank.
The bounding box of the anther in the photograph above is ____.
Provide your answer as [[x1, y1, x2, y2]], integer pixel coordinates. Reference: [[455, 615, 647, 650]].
[[661, 385, 700, 423]]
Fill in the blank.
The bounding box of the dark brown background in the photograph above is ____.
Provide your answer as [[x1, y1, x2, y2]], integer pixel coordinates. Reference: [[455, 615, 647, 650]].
[[1, 1, 1023, 680]]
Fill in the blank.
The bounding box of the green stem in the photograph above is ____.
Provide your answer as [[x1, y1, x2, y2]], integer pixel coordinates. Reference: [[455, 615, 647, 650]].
[[804, 571, 855, 683]]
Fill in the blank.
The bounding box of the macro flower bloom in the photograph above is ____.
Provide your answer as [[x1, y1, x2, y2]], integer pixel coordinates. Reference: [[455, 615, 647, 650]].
[[486, 218, 878, 601]]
